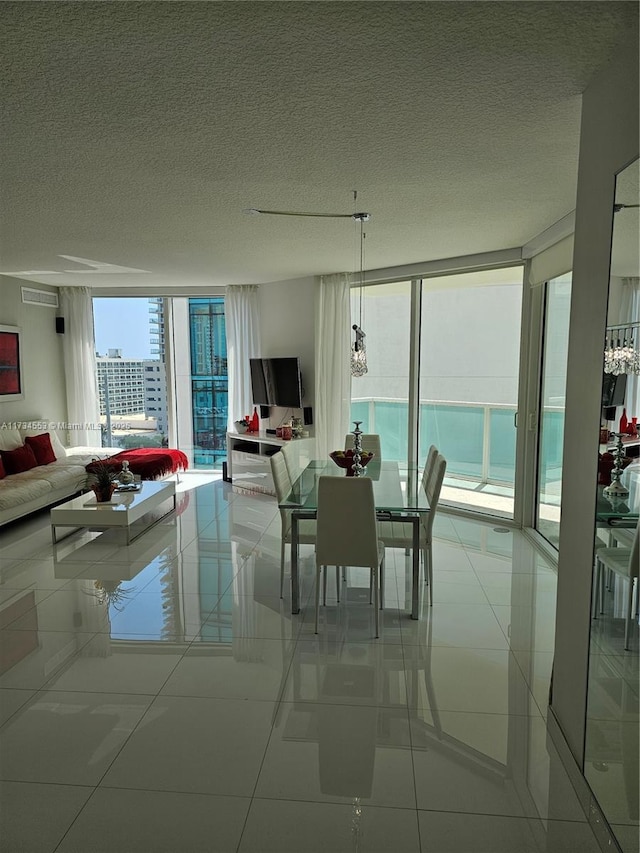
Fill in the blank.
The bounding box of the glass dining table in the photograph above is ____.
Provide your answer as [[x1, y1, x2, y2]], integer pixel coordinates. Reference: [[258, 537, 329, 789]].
[[596, 461, 640, 527], [279, 459, 430, 619]]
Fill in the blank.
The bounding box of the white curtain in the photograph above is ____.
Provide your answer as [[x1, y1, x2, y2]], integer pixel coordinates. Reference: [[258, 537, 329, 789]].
[[225, 285, 262, 429], [619, 276, 640, 416], [314, 272, 352, 458], [59, 286, 101, 447]]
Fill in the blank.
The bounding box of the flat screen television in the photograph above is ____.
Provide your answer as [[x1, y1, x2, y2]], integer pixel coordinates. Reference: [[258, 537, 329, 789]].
[[602, 372, 627, 408], [250, 358, 271, 406], [268, 357, 303, 408]]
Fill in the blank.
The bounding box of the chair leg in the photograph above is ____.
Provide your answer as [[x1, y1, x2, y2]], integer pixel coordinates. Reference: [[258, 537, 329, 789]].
[[624, 576, 635, 651], [336, 566, 341, 603], [427, 541, 433, 606], [373, 564, 379, 638], [592, 559, 602, 619], [369, 570, 373, 604], [599, 560, 605, 614], [315, 564, 321, 634], [280, 539, 286, 598]]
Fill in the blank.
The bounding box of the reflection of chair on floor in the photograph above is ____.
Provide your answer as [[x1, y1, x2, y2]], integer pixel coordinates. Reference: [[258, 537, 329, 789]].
[[594, 519, 639, 650], [318, 664, 377, 798], [315, 476, 385, 638], [270, 451, 316, 598], [344, 433, 382, 457]]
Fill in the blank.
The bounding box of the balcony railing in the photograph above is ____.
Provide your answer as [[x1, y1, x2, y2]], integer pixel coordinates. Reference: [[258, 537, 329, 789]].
[[351, 397, 564, 491]]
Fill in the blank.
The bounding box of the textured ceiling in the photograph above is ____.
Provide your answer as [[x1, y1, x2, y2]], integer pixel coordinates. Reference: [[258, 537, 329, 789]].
[[0, 1, 637, 289]]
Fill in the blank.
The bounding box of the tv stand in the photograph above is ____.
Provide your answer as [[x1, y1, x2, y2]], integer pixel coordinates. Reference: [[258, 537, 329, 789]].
[[225, 430, 314, 495]]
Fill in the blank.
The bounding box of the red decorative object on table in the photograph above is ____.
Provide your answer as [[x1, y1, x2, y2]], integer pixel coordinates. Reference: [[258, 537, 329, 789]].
[[619, 408, 628, 434]]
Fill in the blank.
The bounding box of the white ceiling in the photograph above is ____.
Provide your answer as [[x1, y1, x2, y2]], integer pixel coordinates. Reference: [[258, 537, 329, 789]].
[[1, 2, 637, 289]]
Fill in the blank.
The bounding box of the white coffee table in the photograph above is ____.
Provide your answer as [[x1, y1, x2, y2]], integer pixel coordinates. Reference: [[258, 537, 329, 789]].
[[51, 480, 177, 545]]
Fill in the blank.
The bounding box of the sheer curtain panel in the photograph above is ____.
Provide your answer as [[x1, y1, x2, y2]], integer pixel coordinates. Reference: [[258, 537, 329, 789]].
[[315, 273, 352, 459], [59, 286, 101, 446], [225, 285, 262, 429]]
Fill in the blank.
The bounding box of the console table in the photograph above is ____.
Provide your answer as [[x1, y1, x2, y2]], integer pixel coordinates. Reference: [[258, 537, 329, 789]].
[[225, 430, 314, 496]]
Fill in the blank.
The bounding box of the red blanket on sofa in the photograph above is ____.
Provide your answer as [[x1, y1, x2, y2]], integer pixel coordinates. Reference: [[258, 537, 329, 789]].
[[86, 448, 188, 480]]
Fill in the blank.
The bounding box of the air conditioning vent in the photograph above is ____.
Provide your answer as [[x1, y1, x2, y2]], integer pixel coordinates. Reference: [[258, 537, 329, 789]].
[[21, 286, 59, 308]]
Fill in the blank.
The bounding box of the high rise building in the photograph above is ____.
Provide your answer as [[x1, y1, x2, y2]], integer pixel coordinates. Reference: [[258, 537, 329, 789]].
[[189, 298, 228, 467], [96, 350, 146, 416]]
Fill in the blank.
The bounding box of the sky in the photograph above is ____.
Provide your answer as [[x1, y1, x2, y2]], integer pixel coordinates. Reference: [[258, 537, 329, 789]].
[[93, 298, 154, 359]]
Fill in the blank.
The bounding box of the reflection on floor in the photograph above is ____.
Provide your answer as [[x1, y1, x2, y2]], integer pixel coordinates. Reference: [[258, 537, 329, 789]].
[[0, 478, 629, 852]]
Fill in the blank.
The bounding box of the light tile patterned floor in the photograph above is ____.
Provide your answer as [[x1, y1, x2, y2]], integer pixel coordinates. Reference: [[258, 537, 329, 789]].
[[0, 477, 627, 852]]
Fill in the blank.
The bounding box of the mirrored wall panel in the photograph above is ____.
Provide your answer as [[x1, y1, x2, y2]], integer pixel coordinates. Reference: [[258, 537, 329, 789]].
[[586, 157, 639, 853]]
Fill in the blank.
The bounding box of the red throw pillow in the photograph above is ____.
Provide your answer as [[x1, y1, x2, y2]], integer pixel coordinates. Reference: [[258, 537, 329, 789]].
[[25, 432, 57, 465], [1, 444, 39, 475], [0, 456, 5, 479]]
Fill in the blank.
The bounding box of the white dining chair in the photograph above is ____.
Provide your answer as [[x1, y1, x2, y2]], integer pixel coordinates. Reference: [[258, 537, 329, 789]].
[[315, 475, 386, 638], [593, 519, 639, 650], [378, 453, 447, 606], [280, 441, 300, 484], [270, 451, 317, 598], [344, 433, 382, 458]]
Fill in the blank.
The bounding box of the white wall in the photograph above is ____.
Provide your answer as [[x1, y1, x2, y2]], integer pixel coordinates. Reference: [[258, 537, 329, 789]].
[[0, 277, 68, 432], [552, 36, 639, 761], [257, 276, 315, 427]]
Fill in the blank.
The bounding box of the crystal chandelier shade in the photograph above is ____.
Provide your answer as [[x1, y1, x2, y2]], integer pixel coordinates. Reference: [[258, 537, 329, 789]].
[[604, 324, 640, 375]]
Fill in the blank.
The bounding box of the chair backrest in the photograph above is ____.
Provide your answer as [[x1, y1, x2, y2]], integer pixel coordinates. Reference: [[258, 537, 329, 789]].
[[281, 442, 299, 484], [270, 451, 293, 528], [315, 476, 380, 568], [422, 453, 446, 540], [344, 433, 382, 457], [421, 444, 438, 492]]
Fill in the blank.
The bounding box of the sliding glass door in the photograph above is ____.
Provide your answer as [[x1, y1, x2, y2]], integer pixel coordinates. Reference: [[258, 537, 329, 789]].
[[419, 267, 524, 518], [350, 266, 524, 520], [535, 273, 572, 547]]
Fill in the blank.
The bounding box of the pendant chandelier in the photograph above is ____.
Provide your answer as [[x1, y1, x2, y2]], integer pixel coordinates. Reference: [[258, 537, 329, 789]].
[[604, 323, 640, 375], [351, 199, 369, 378]]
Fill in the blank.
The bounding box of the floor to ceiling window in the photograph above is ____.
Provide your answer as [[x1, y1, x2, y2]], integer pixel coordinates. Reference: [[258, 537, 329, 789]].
[[188, 298, 228, 469], [535, 273, 572, 547], [350, 266, 524, 519], [350, 281, 412, 461], [93, 297, 169, 450], [419, 267, 524, 518]]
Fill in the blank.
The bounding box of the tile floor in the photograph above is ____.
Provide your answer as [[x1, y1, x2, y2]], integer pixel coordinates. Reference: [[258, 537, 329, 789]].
[[0, 477, 621, 852]]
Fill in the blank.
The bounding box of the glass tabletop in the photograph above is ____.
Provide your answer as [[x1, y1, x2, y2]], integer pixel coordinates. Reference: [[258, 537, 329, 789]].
[[596, 461, 640, 524], [280, 460, 429, 514]]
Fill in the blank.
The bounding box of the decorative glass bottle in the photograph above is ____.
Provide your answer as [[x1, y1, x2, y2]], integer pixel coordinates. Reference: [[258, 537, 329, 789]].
[[619, 408, 628, 434], [118, 460, 135, 485], [250, 407, 260, 433]]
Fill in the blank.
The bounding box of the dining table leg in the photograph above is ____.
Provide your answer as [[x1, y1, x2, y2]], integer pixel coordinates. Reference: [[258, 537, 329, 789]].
[[291, 511, 300, 614], [412, 515, 420, 619]]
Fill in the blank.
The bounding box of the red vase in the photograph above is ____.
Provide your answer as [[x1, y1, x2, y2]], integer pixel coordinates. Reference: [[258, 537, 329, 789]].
[[619, 408, 628, 434], [250, 407, 260, 433], [629, 416, 638, 436]]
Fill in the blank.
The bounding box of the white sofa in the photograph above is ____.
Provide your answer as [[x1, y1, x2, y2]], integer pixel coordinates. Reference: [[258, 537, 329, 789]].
[[0, 424, 119, 527]]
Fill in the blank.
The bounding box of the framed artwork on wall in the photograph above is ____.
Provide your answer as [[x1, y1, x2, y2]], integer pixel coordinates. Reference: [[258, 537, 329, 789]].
[[0, 324, 24, 401]]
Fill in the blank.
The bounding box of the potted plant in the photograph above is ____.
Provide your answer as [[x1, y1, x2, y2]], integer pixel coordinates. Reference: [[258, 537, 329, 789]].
[[88, 459, 118, 503]]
